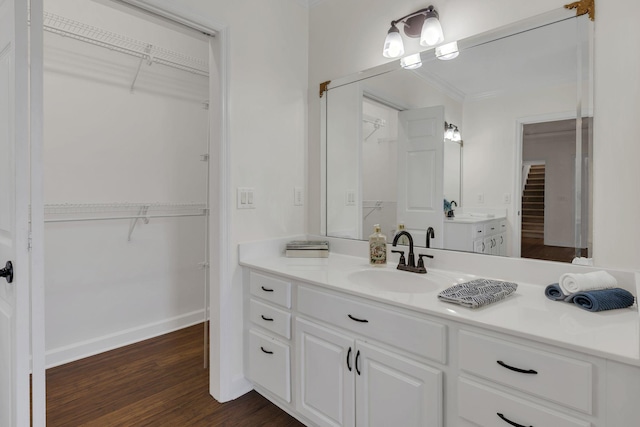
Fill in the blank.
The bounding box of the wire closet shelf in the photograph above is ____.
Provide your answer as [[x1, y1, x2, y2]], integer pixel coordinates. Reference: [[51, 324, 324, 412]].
[[44, 202, 208, 223], [43, 11, 209, 77]]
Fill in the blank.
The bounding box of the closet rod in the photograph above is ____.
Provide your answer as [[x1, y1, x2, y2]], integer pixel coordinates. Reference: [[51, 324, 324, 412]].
[[43, 11, 209, 77], [44, 212, 207, 223]]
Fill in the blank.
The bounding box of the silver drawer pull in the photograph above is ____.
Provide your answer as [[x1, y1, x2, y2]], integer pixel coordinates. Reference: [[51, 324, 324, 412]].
[[260, 346, 273, 354], [497, 360, 538, 375], [261, 314, 274, 322], [497, 412, 532, 427]]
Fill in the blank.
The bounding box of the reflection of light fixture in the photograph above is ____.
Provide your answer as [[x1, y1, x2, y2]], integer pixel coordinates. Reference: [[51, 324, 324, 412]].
[[401, 53, 422, 70], [452, 126, 461, 142], [444, 122, 455, 139], [444, 121, 461, 142], [382, 5, 445, 59], [435, 41, 459, 60]]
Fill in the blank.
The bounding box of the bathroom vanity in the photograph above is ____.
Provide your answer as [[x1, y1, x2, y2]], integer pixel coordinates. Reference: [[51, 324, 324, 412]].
[[240, 238, 640, 427], [443, 216, 507, 256]]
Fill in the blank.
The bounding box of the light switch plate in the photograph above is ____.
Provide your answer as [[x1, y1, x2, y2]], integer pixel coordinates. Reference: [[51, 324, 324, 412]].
[[237, 187, 255, 209], [346, 190, 356, 206], [294, 187, 304, 206]]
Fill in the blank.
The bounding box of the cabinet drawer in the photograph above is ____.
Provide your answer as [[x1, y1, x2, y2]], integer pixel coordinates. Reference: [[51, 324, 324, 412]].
[[298, 286, 446, 363], [249, 271, 291, 308], [250, 298, 291, 339], [484, 221, 498, 235], [459, 331, 592, 413], [458, 378, 590, 427], [471, 224, 484, 238], [248, 329, 291, 402]]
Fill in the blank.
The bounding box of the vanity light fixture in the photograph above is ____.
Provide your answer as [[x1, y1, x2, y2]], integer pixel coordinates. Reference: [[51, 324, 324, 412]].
[[444, 122, 462, 142], [452, 127, 461, 142], [401, 53, 423, 70], [435, 41, 459, 60], [444, 122, 455, 140], [382, 5, 445, 59]]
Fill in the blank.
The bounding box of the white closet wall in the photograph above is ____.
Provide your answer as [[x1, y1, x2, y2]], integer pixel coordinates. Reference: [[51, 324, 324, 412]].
[[43, 0, 210, 367]]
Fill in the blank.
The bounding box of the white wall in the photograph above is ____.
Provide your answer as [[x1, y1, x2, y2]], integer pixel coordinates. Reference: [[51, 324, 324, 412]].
[[326, 82, 361, 238], [43, 0, 209, 366], [136, 0, 309, 401], [310, 0, 640, 271]]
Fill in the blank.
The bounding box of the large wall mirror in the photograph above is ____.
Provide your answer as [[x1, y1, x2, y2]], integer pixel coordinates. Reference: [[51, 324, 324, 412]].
[[323, 11, 593, 264]]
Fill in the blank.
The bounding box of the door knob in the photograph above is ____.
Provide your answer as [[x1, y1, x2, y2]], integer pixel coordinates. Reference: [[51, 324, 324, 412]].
[[0, 261, 13, 283]]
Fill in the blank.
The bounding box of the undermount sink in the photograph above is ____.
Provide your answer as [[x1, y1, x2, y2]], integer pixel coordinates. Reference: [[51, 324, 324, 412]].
[[347, 268, 440, 293]]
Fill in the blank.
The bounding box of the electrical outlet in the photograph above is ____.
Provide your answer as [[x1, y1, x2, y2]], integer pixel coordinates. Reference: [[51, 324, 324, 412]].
[[237, 187, 255, 209], [294, 187, 304, 206], [477, 193, 484, 204]]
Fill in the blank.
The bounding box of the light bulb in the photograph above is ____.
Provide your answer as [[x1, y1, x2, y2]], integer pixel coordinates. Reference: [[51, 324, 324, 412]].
[[401, 53, 422, 70], [420, 14, 444, 46], [444, 124, 454, 140], [436, 41, 459, 60], [383, 25, 405, 58], [452, 127, 461, 142]]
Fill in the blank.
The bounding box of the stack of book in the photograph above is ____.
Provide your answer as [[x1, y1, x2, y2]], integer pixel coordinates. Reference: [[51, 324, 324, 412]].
[[285, 240, 330, 258]]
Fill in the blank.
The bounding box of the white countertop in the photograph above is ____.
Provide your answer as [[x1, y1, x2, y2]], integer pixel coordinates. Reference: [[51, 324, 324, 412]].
[[240, 252, 640, 366], [444, 215, 503, 224]]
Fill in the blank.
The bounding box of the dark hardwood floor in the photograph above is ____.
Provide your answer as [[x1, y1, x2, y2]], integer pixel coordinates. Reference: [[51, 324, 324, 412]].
[[521, 237, 588, 263], [46, 323, 305, 426]]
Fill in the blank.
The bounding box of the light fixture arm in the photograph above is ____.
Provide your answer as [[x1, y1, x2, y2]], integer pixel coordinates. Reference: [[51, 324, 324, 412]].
[[390, 6, 434, 28]]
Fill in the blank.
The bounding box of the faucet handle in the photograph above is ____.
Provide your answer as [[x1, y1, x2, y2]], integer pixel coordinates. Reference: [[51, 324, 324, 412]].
[[417, 254, 434, 268], [391, 250, 406, 266]]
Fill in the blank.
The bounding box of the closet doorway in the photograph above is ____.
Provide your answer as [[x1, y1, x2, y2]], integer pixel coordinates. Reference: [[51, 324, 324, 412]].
[[42, 0, 215, 407]]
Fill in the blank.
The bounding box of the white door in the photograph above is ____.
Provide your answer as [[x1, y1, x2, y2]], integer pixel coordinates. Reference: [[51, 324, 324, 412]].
[[397, 106, 445, 247], [296, 318, 355, 427], [0, 0, 32, 425], [355, 341, 443, 427]]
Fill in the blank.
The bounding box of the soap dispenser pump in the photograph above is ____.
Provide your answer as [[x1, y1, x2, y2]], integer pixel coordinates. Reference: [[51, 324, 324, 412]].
[[396, 223, 410, 245], [369, 224, 387, 266]]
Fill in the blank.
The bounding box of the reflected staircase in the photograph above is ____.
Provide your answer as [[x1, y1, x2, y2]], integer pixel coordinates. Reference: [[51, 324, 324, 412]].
[[522, 164, 545, 239]]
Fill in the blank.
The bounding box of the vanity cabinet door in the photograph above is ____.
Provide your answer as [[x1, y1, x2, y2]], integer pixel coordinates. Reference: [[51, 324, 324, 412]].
[[355, 341, 442, 427], [296, 318, 355, 427]]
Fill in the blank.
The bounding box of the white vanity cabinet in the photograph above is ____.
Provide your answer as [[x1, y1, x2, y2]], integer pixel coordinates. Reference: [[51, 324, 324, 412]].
[[242, 265, 640, 427], [443, 218, 507, 256], [295, 286, 444, 427], [245, 271, 293, 402], [457, 329, 596, 427]]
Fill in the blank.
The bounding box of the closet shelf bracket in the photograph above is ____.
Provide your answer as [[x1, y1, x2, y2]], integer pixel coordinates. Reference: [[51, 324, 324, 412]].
[[130, 44, 153, 93], [128, 205, 150, 242]]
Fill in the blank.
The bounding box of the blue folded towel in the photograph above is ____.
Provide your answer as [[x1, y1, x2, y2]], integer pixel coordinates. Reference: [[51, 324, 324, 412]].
[[567, 288, 635, 312], [544, 283, 566, 301]]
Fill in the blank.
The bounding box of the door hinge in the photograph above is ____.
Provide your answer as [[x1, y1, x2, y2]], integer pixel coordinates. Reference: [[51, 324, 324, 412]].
[[198, 262, 210, 269], [28, 232, 33, 251], [200, 154, 209, 162]]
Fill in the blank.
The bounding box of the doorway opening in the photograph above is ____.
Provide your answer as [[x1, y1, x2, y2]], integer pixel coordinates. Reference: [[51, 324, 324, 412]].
[[41, 0, 217, 420], [519, 118, 591, 263]]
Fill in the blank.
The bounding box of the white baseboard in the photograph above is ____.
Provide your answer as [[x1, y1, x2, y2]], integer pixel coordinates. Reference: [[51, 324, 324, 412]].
[[45, 310, 205, 368]]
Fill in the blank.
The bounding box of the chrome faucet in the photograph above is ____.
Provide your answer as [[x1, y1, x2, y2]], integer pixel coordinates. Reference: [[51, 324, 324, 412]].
[[392, 231, 431, 274], [426, 227, 435, 248]]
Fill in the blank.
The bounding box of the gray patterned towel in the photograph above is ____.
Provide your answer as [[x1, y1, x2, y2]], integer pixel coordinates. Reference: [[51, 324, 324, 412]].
[[438, 279, 518, 308]]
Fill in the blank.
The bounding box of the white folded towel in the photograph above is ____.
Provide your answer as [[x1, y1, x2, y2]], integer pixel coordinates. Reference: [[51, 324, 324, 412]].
[[559, 270, 617, 295]]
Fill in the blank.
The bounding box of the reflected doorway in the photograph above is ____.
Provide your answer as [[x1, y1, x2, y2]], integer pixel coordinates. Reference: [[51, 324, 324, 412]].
[[520, 118, 591, 263]]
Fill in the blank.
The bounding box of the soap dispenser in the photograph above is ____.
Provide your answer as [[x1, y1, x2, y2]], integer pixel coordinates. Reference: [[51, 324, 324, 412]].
[[369, 224, 387, 266], [396, 223, 410, 245]]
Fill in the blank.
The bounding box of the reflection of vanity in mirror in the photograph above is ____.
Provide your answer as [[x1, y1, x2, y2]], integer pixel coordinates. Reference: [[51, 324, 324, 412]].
[[323, 11, 592, 263]]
